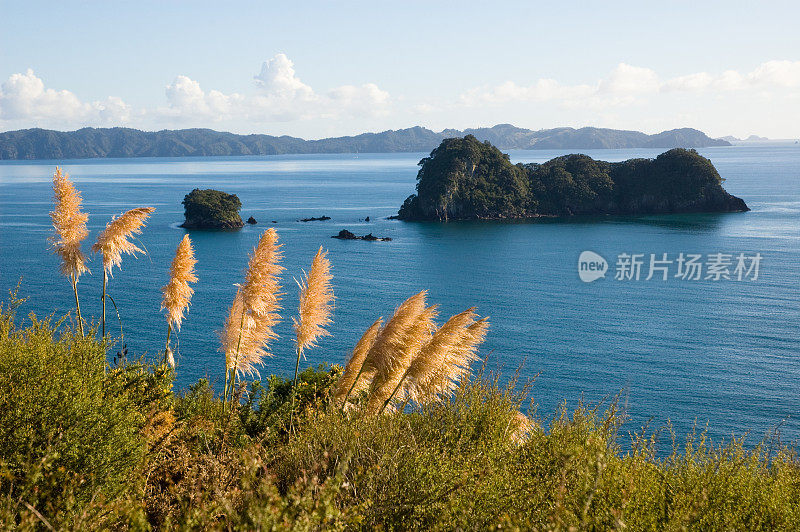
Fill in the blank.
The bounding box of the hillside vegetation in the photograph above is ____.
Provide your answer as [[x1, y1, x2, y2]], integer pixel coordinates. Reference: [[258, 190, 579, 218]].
[[398, 136, 748, 220], [2, 301, 800, 530], [0, 125, 728, 160]]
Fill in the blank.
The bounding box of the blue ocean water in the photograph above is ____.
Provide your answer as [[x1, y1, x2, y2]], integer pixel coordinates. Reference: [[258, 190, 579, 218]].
[[1, 144, 799, 446]]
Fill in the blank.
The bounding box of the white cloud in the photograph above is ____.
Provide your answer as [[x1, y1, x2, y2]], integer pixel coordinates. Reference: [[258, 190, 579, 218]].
[[0, 69, 131, 126], [0, 55, 389, 130], [160, 54, 390, 124], [460, 60, 800, 110], [598, 63, 660, 94], [162, 75, 243, 120], [253, 53, 315, 101], [746, 60, 800, 87]]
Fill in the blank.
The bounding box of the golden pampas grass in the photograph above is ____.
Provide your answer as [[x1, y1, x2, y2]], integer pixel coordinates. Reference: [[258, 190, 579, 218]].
[[221, 289, 281, 377], [49, 167, 90, 278], [92, 206, 155, 274], [422, 316, 489, 401], [92, 206, 154, 337], [361, 290, 427, 379], [49, 167, 90, 334], [333, 317, 383, 406], [293, 247, 334, 353], [222, 228, 284, 380], [161, 235, 198, 332], [241, 228, 284, 319], [402, 308, 481, 405], [365, 303, 438, 413]]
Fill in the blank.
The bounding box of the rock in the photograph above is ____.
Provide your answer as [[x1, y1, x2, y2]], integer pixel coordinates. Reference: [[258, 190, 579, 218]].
[[299, 215, 331, 222], [271, 220, 278, 223], [180, 188, 244, 230], [332, 229, 358, 240], [365, 216, 370, 222], [332, 229, 391, 241], [246, 216, 257, 224]]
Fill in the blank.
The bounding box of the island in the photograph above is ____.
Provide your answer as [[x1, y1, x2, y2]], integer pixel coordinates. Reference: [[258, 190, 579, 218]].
[[180, 188, 244, 230], [397, 136, 748, 221], [332, 229, 392, 241]]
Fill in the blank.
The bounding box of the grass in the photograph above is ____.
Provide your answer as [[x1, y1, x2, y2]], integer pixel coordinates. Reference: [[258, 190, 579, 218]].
[[2, 297, 800, 530]]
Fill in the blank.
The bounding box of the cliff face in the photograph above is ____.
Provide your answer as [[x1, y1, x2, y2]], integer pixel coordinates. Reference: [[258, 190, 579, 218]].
[[398, 136, 748, 221]]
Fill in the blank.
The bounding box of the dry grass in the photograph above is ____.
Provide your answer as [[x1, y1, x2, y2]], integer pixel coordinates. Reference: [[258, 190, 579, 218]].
[[92, 206, 155, 274], [49, 167, 90, 278], [161, 235, 198, 332], [417, 316, 489, 404], [222, 229, 284, 379], [293, 247, 334, 353], [365, 304, 438, 412], [403, 308, 483, 405], [333, 317, 383, 406]]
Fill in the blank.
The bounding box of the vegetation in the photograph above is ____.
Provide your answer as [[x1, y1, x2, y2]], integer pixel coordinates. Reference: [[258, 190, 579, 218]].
[[0, 125, 729, 160], [181, 188, 244, 229], [3, 304, 800, 529], [398, 136, 749, 220]]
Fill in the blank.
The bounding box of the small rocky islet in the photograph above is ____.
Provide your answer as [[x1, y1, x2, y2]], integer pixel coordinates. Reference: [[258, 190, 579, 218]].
[[180, 189, 245, 230], [332, 229, 392, 241]]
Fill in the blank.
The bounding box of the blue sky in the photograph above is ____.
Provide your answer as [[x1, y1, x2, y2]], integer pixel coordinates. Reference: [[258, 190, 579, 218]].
[[1, 0, 799, 138]]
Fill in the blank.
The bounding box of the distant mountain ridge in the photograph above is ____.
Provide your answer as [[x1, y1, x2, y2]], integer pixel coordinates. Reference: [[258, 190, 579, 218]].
[[0, 124, 729, 160]]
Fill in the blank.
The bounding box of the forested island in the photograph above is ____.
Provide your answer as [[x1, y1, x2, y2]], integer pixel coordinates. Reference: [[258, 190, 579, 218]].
[[0, 124, 728, 160], [180, 189, 244, 229], [397, 136, 748, 221]]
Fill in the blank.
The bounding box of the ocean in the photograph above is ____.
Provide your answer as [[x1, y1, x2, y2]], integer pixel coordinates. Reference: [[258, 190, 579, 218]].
[[1, 143, 799, 446]]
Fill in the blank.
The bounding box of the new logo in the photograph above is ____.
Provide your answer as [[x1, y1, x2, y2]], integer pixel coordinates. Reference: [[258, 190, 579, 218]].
[[578, 251, 608, 283]]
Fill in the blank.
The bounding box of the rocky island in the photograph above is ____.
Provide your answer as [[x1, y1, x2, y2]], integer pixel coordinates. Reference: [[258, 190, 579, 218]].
[[397, 136, 748, 221], [180, 188, 244, 229], [332, 229, 392, 241]]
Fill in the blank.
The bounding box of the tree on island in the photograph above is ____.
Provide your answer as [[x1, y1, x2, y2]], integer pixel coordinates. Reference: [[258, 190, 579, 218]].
[[180, 189, 244, 229], [398, 136, 748, 221]]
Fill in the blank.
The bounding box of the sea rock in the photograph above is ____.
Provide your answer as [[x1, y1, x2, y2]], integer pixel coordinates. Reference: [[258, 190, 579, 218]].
[[332, 229, 391, 241], [246, 216, 257, 224], [299, 215, 331, 222]]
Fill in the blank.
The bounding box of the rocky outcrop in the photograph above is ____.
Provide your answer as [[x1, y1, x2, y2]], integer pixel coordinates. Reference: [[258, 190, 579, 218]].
[[332, 229, 392, 241]]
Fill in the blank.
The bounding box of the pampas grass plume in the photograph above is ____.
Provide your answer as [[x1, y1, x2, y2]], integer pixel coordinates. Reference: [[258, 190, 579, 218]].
[[334, 317, 383, 405], [222, 228, 284, 378], [293, 246, 334, 353], [49, 167, 89, 278], [92, 206, 155, 274], [366, 303, 438, 412], [161, 234, 198, 332], [403, 308, 479, 404]]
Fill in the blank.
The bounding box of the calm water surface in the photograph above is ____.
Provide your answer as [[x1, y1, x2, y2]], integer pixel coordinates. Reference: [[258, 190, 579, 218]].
[[1, 144, 799, 446]]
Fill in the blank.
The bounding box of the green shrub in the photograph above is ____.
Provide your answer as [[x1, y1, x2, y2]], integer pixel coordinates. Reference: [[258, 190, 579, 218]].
[[0, 304, 168, 527]]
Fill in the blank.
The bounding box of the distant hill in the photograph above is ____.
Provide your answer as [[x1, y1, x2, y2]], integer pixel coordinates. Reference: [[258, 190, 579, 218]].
[[719, 134, 770, 142], [0, 124, 730, 160]]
